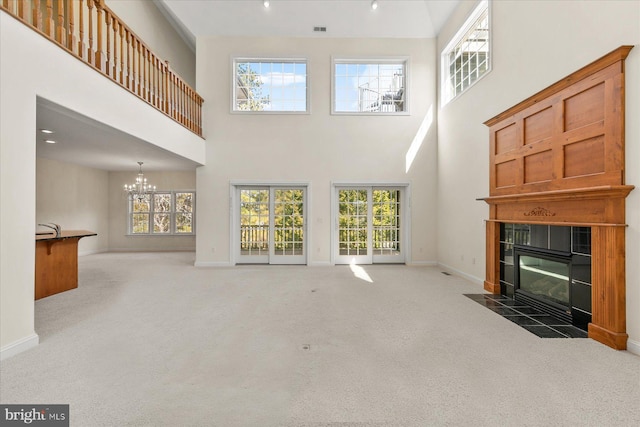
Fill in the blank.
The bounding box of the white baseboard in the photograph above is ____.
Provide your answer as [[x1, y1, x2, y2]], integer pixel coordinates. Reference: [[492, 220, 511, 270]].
[[308, 261, 332, 266], [627, 338, 640, 356], [78, 249, 108, 257], [406, 260, 437, 266], [1, 333, 39, 361], [194, 261, 233, 267], [437, 262, 484, 286]]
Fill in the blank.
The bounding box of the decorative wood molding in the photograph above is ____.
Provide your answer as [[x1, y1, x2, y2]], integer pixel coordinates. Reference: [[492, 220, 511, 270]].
[[484, 46, 633, 127], [523, 207, 556, 217]]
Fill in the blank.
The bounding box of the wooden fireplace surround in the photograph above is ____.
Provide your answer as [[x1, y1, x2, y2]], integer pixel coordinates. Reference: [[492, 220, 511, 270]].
[[481, 46, 634, 350]]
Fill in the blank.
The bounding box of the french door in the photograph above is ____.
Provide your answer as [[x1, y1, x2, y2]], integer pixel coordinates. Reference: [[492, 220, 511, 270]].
[[236, 186, 306, 265], [333, 186, 405, 264]]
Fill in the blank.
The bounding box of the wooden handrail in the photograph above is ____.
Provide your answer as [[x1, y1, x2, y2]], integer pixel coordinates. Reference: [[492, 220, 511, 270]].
[[1, 0, 203, 137]]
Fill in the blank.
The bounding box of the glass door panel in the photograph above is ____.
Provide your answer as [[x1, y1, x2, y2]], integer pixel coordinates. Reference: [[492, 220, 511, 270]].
[[335, 189, 371, 264], [238, 188, 270, 263], [270, 188, 306, 264], [372, 189, 402, 263]]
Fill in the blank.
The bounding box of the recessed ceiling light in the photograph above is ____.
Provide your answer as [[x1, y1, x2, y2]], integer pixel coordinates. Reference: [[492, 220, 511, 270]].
[[40, 129, 54, 134], [45, 140, 56, 144]]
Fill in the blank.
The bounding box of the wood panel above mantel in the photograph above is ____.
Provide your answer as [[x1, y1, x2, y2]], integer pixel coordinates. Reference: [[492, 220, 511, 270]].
[[481, 185, 634, 225], [484, 46, 632, 198]]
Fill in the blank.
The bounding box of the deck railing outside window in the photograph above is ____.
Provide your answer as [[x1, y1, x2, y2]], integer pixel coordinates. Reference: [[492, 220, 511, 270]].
[[1, 0, 203, 137]]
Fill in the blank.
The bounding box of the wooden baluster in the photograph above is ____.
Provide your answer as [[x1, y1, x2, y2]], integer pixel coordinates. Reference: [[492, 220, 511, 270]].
[[18, 0, 28, 21], [56, 0, 65, 44], [77, 0, 84, 60], [94, 0, 104, 71], [153, 56, 158, 108], [141, 41, 146, 98], [162, 61, 169, 114], [180, 81, 185, 126], [147, 49, 152, 104], [111, 15, 117, 79], [155, 56, 160, 108], [87, 0, 94, 65], [156, 57, 161, 109], [118, 21, 124, 84], [136, 39, 142, 96], [173, 74, 179, 120], [32, 0, 42, 30], [197, 97, 202, 135], [142, 46, 149, 102], [45, 0, 54, 37], [3, 1, 11, 12], [177, 80, 182, 124], [150, 53, 155, 106], [104, 9, 111, 75], [125, 29, 131, 89], [104, 9, 115, 78], [67, 0, 75, 52], [186, 88, 192, 130]]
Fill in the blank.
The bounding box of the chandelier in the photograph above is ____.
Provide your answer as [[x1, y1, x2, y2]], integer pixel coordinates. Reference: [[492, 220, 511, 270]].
[[124, 162, 156, 202]]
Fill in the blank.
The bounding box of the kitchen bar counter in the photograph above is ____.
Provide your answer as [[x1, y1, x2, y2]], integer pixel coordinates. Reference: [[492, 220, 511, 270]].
[[35, 230, 97, 300]]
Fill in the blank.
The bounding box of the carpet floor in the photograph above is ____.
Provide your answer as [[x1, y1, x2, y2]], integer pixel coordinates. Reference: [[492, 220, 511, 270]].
[[1, 252, 639, 426]]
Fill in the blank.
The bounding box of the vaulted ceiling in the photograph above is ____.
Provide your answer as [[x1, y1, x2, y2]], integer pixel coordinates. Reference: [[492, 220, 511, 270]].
[[156, 0, 461, 50]]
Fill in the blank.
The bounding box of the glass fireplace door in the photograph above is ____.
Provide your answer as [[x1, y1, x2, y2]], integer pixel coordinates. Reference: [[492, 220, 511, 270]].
[[517, 253, 570, 308]]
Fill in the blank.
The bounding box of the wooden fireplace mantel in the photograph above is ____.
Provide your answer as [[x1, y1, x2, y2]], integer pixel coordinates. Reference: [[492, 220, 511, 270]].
[[482, 46, 634, 350]]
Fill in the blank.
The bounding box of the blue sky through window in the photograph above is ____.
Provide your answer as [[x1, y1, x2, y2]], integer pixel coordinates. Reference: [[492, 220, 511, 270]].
[[235, 60, 307, 112]]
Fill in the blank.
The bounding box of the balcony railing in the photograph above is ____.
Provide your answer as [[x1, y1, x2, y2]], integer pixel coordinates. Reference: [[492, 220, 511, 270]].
[[1, 0, 203, 137]]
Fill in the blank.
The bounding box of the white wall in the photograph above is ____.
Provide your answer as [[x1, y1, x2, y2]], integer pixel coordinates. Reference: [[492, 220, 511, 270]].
[[109, 170, 196, 251], [105, 0, 196, 88], [36, 158, 109, 255], [195, 37, 438, 266], [436, 1, 640, 349], [0, 11, 204, 356]]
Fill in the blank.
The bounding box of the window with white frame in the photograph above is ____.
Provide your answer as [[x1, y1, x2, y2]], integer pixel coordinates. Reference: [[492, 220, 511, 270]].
[[333, 58, 408, 114], [129, 191, 195, 235], [233, 58, 308, 112], [441, 0, 490, 105]]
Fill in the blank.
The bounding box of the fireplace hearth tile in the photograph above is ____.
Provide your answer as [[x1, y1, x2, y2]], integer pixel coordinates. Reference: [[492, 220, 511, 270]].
[[464, 294, 587, 339], [521, 325, 568, 338], [487, 306, 520, 315], [495, 299, 528, 308], [511, 306, 545, 315], [503, 315, 543, 326], [552, 325, 589, 338], [529, 315, 571, 326]]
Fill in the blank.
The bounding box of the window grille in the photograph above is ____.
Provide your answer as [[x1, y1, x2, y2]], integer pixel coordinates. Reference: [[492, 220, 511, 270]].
[[233, 59, 308, 112], [333, 59, 408, 114], [129, 191, 195, 235], [441, 0, 490, 105]]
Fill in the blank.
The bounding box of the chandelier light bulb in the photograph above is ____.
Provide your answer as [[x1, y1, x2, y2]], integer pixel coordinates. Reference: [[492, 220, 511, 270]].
[[371, 0, 378, 11], [263, 0, 270, 8]]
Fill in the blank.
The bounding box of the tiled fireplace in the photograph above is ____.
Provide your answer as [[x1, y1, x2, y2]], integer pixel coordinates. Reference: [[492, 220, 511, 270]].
[[499, 224, 592, 330], [482, 46, 634, 350]]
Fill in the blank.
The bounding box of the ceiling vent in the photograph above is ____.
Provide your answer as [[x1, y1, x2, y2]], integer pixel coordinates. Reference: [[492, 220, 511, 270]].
[[313, 26, 327, 33]]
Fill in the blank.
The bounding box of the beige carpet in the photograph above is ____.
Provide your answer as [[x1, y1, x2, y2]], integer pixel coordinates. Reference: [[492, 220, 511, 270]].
[[1, 252, 639, 426]]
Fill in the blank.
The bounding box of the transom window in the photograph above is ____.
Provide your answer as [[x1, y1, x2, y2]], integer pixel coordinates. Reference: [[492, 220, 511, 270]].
[[129, 191, 195, 235], [441, 0, 490, 105], [233, 58, 308, 112], [332, 58, 408, 114]]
